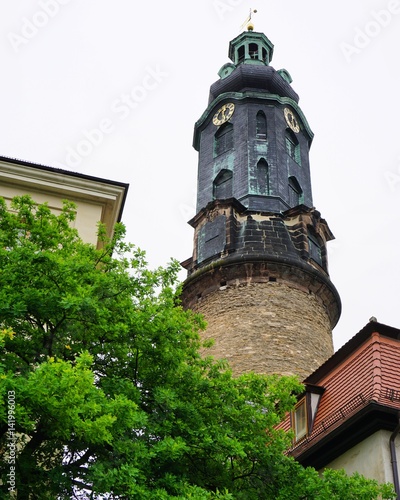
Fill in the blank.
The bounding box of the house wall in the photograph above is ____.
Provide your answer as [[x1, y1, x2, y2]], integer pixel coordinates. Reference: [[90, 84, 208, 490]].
[[1, 183, 103, 246], [0, 159, 128, 247], [323, 430, 399, 485]]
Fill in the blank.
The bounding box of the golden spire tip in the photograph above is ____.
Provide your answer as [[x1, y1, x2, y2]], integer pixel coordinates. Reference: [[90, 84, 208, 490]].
[[240, 8, 258, 31]]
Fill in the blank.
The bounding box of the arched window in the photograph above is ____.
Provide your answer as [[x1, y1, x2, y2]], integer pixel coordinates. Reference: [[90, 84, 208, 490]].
[[285, 129, 301, 165], [256, 111, 267, 139], [238, 45, 245, 64], [288, 176, 303, 206], [256, 159, 269, 195], [214, 123, 233, 157], [262, 47, 268, 63], [213, 169, 233, 200], [249, 43, 258, 59]]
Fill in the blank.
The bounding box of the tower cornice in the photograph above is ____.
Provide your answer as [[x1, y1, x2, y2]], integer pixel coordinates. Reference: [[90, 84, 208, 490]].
[[182, 252, 341, 330]]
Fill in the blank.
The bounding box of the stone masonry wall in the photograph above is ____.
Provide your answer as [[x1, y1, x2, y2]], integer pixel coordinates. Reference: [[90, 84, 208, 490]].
[[192, 280, 334, 380]]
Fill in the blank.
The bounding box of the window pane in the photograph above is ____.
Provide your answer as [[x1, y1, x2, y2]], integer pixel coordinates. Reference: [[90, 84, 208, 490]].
[[294, 401, 307, 440]]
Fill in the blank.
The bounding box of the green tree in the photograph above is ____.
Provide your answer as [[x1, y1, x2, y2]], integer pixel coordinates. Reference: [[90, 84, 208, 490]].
[[0, 196, 395, 499]]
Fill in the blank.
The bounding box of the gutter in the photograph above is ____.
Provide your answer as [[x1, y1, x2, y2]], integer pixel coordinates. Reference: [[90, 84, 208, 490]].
[[390, 416, 400, 499]]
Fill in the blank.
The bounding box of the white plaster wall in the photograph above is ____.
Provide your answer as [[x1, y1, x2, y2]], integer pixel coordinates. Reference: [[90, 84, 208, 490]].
[[323, 430, 400, 485], [2, 184, 102, 245], [0, 160, 127, 247]]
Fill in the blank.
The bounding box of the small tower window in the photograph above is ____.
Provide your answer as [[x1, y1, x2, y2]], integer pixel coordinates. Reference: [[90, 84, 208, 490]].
[[237, 45, 245, 64], [285, 130, 301, 165], [308, 232, 323, 266], [213, 169, 233, 200], [249, 43, 258, 59], [214, 123, 233, 157], [256, 111, 267, 139], [256, 159, 269, 195], [288, 176, 303, 206]]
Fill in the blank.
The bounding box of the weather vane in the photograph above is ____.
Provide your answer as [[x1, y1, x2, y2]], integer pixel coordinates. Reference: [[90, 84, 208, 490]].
[[240, 8, 258, 31]]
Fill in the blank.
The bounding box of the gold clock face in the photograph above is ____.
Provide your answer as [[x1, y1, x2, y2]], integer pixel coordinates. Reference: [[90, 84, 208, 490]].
[[213, 103, 235, 126], [284, 107, 300, 133]]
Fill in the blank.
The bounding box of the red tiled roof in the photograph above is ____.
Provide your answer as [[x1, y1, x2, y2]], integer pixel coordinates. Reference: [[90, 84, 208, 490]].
[[279, 322, 400, 461]]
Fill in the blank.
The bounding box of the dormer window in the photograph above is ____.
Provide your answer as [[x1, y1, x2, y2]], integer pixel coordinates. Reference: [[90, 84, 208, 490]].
[[293, 399, 308, 442], [291, 385, 324, 444]]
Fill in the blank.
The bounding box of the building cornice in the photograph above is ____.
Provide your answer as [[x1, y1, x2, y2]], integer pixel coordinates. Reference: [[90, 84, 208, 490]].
[[0, 156, 129, 244]]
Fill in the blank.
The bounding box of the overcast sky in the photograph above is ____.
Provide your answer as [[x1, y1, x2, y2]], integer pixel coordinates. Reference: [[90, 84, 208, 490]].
[[1, 0, 399, 351]]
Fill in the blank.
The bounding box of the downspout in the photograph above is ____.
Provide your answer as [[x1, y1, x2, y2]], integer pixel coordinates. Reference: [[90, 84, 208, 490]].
[[390, 416, 400, 499]]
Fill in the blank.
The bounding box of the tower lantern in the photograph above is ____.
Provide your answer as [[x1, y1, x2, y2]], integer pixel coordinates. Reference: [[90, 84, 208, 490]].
[[229, 30, 274, 66], [181, 28, 341, 379]]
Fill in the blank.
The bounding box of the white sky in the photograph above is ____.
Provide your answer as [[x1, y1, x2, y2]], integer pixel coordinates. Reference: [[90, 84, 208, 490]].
[[0, 0, 399, 351]]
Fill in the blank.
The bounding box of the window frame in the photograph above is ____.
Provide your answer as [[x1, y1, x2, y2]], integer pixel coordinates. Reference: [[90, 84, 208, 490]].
[[292, 397, 308, 442]]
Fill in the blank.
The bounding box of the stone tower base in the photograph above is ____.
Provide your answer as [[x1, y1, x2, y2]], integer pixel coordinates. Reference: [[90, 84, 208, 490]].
[[182, 257, 340, 379], [181, 203, 341, 380], [192, 281, 333, 379]]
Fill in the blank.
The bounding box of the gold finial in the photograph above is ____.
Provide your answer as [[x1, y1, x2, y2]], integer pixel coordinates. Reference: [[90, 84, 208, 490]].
[[240, 8, 257, 31]]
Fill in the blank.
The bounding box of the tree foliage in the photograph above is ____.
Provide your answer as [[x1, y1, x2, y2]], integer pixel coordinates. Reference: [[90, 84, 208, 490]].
[[0, 196, 395, 499]]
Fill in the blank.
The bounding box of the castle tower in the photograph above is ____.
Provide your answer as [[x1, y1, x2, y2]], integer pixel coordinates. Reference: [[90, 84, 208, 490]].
[[181, 28, 341, 379]]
